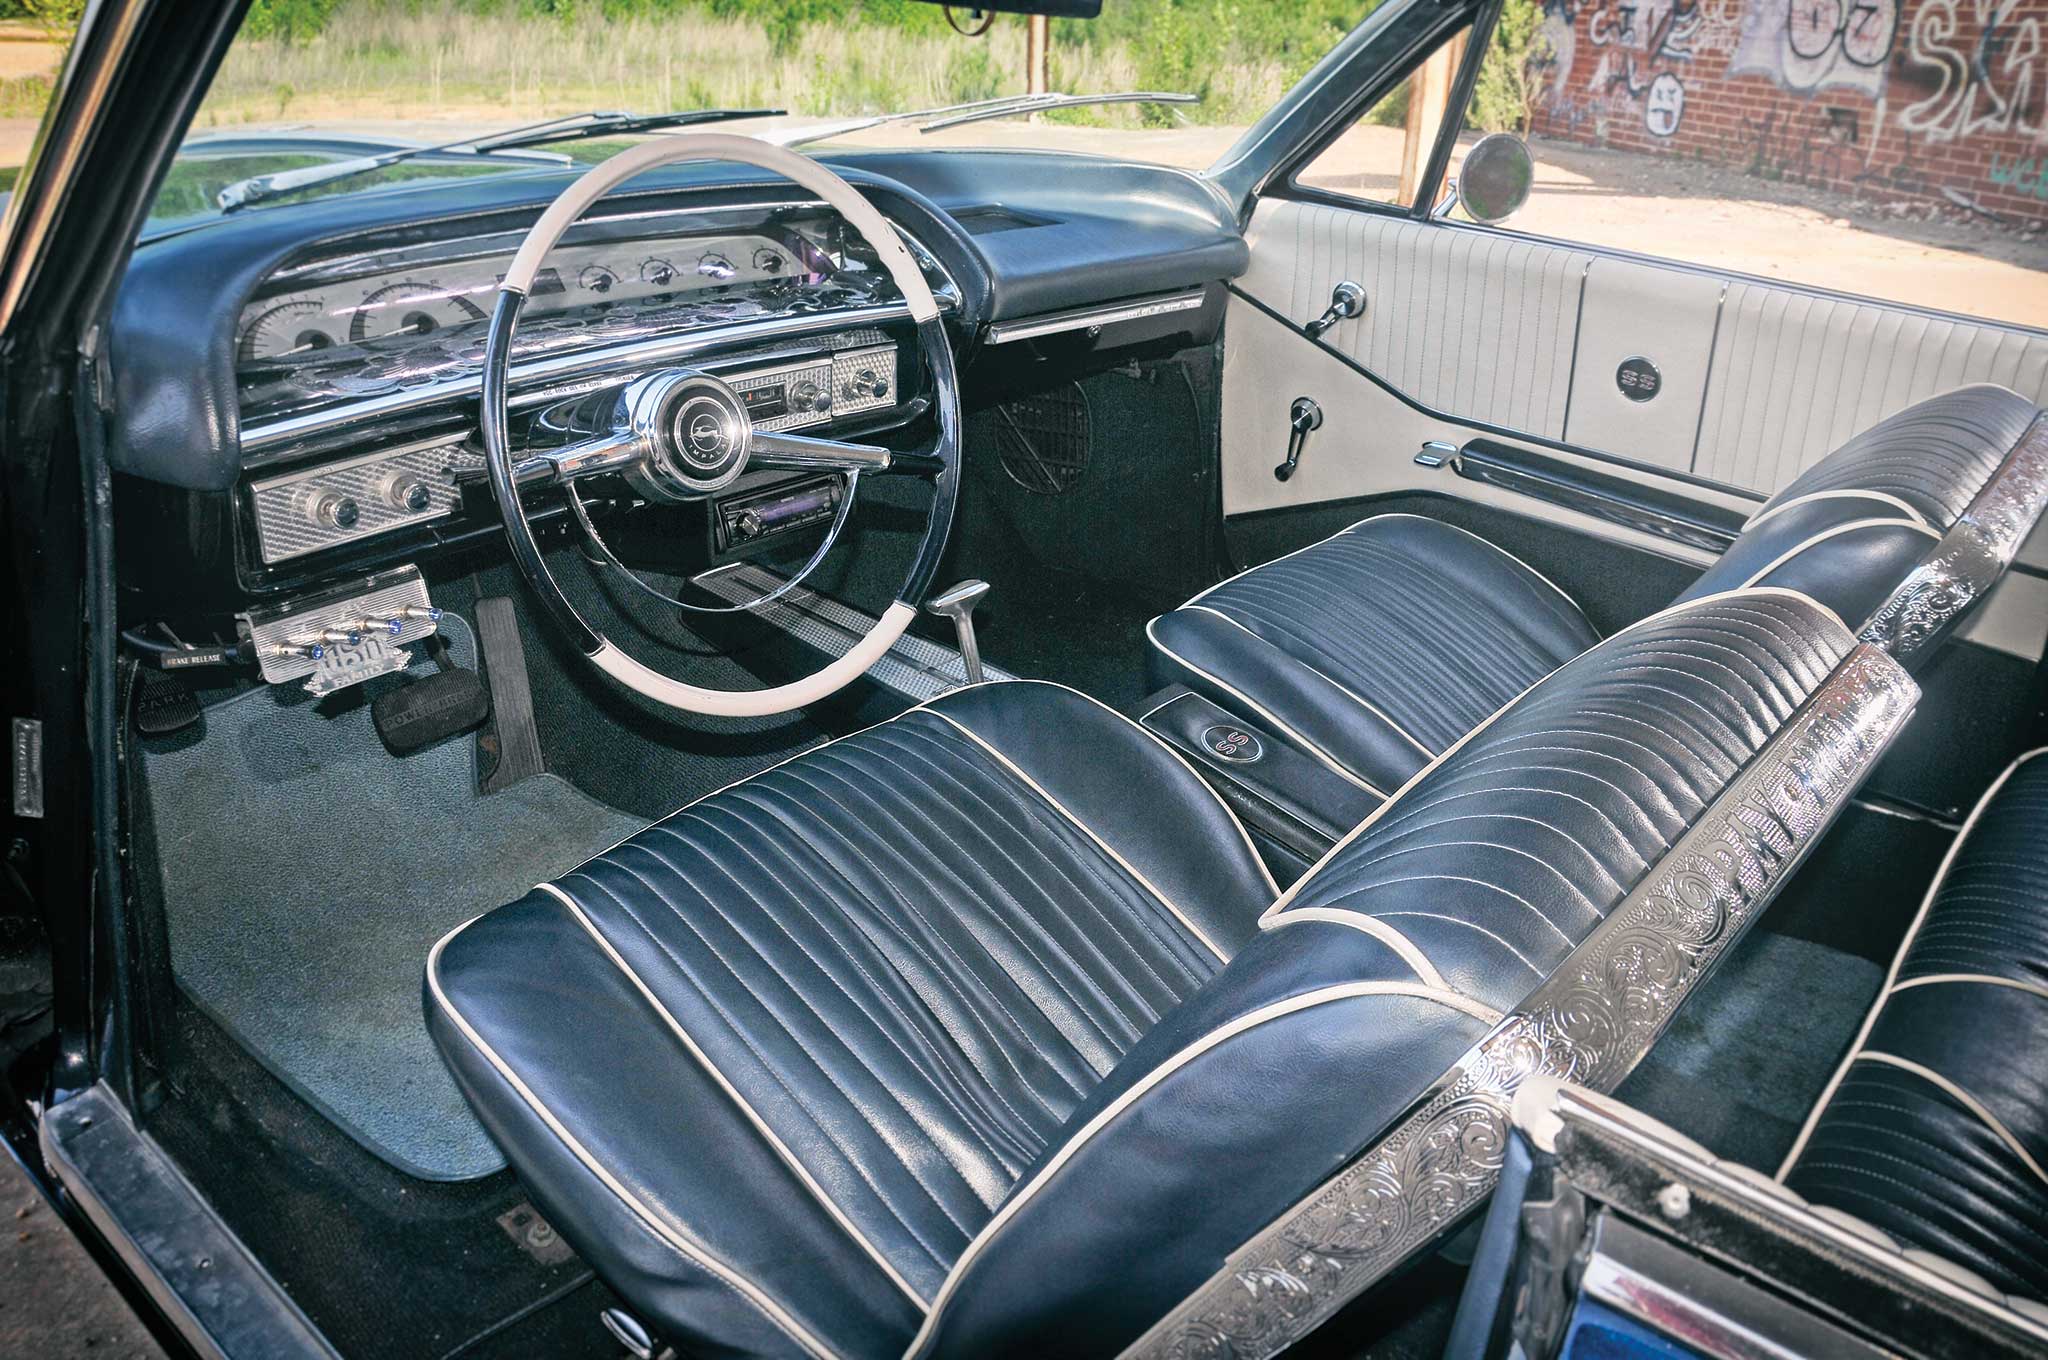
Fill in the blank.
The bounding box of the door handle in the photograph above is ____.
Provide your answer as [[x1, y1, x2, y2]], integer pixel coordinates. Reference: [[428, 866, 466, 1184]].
[[1303, 281, 1366, 339], [1273, 397, 1322, 482]]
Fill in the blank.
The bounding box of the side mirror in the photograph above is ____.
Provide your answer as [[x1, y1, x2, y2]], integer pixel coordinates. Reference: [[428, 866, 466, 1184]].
[[1453, 132, 1535, 225]]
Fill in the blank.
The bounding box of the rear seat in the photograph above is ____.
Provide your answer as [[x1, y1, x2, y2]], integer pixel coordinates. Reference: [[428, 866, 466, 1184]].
[[1779, 747, 2048, 1302], [1149, 384, 2046, 797]]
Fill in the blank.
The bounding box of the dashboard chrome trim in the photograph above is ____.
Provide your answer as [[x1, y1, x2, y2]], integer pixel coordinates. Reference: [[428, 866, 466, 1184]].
[[984, 288, 1205, 345], [248, 433, 477, 564], [239, 298, 936, 455]]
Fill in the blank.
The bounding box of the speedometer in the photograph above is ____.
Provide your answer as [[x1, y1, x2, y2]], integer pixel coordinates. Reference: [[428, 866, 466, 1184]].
[[347, 281, 486, 344], [238, 296, 338, 363]]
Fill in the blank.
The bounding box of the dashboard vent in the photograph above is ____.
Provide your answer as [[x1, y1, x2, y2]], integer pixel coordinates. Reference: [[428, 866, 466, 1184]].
[[994, 383, 1091, 495]]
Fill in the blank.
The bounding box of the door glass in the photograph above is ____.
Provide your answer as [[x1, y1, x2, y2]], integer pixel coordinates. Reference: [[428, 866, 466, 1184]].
[[1443, 0, 2048, 329], [1296, 26, 1476, 206]]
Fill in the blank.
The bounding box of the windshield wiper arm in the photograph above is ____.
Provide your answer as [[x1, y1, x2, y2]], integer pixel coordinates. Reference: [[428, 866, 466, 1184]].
[[215, 107, 786, 213], [771, 91, 1198, 149]]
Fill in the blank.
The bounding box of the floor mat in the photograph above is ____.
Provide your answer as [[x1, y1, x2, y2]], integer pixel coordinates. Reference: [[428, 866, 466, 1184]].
[[1618, 929, 1881, 1173], [141, 617, 644, 1181]]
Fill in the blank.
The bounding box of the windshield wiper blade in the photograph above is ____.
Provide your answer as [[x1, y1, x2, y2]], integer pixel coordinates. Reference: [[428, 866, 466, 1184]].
[[919, 91, 1197, 132], [771, 90, 1199, 149], [215, 107, 785, 213]]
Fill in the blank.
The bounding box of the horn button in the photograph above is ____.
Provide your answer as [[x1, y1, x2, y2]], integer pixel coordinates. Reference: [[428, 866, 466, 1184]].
[[622, 370, 754, 501]]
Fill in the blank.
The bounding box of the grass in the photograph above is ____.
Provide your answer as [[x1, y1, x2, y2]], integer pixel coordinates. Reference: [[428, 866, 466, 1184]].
[[188, 0, 1371, 133]]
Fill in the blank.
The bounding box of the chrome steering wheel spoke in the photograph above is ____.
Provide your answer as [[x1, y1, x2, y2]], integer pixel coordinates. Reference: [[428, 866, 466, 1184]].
[[750, 431, 899, 475], [511, 430, 642, 487]]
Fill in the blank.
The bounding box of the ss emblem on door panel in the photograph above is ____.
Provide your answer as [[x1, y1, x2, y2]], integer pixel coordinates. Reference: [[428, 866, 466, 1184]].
[[1617, 356, 1662, 402]]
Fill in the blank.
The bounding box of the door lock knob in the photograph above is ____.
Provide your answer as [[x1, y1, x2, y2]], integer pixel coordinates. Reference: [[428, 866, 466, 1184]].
[[1304, 281, 1367, 340], [1273, 397, 1323, 483]]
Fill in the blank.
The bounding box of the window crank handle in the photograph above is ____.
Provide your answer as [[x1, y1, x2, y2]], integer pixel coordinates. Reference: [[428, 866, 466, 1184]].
[[1273, 397, 1323, 483]]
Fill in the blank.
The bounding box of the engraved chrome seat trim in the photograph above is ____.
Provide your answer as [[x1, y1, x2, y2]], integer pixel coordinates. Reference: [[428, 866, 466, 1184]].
[[1118, 642, 1919, 1360], [1859, 414, 2048, 665]]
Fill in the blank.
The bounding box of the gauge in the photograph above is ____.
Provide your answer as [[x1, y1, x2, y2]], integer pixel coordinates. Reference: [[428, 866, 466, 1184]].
[[237, 297, 337, 363], [579, 264, 621, 295], [752, 247, 786, 275], [347, 281, 486, 344], [640, 258, 678, 288], [697, 252, 737, 281]]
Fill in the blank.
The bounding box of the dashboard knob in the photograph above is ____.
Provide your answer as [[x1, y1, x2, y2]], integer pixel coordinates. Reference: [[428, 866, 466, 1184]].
[[791, 379, 831, 414], [735, 509, 765, 540], [307, 491, 360, 531], [844, 368, 888, 401], [379, 472, 434, 513]]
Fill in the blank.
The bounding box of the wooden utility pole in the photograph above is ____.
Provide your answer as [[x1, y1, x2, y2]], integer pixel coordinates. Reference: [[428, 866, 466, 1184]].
[[1027, 14, 1049, 94], [1398, 32, 1466, 206]]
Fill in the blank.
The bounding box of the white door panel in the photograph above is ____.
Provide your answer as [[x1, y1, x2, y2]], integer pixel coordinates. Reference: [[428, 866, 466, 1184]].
[[1219, 291, 1737, 560], [1694, 284, 2048, 492], [1242, 200, 1587, 440], [1233, 199, 2048, 499], [1563, 259, 1720, 473]]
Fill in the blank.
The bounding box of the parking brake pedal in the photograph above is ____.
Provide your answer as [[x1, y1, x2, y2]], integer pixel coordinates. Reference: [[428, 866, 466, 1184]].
[[474, 596, 545, 794]]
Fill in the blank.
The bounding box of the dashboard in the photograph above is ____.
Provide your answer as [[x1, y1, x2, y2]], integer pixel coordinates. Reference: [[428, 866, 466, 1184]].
[[107, 150, 1248, 618]]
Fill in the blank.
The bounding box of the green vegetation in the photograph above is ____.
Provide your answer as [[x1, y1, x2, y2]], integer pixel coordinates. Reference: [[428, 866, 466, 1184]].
[[181, 0, 1375, 130], [1468, 0, 1549, 134]]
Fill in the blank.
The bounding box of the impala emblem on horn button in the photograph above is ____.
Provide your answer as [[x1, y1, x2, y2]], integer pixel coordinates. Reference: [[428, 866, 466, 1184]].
[[618, 369, 755, 502]]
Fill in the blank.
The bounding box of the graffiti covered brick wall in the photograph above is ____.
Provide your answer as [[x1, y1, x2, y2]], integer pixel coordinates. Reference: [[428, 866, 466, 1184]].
[[1529, 0, 2048, 222]]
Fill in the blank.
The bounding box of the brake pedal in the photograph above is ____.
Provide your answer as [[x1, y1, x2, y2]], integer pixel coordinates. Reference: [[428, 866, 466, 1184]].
[[371, 635, 488, 756], [475, 596, 545, 794]]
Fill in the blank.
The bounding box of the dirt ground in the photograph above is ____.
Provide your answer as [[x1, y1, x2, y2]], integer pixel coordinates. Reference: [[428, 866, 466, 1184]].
[[0, 1152, 167, 1360]]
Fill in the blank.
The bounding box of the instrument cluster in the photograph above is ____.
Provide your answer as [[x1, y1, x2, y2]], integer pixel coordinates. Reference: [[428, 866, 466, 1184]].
[[234, 231, 815, 364]]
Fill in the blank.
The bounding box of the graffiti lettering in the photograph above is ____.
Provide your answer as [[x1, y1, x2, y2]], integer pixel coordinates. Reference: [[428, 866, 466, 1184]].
[[1990, 150, 2048, 192], [1894, 0, 2047, 145]]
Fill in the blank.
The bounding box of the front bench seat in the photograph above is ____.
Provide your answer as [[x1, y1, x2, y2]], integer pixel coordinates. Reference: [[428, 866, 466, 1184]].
[[428, 594, 1913, 1359], [1150, 383, 2043, 796]]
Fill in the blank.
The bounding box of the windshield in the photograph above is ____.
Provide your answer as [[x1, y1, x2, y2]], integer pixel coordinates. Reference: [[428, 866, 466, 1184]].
[[144, 0, 1370, 225]]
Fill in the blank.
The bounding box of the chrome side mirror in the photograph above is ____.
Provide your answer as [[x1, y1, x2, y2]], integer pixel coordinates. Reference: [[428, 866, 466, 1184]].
[[1452, 132, 1535, 225]]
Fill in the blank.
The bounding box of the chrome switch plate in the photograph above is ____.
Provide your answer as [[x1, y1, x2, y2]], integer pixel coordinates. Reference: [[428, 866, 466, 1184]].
[[242, 565, 438, 695]]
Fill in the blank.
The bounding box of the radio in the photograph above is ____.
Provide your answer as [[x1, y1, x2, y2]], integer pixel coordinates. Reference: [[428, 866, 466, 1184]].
[[717, 476, 842, 550]]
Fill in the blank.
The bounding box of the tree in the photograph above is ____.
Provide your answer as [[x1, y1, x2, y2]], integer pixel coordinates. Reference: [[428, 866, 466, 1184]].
[[1469, 0, 1549, 135]]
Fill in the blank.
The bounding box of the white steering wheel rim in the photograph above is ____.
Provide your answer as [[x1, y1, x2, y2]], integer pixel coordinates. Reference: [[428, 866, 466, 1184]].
[[481, 132, 958, 718]]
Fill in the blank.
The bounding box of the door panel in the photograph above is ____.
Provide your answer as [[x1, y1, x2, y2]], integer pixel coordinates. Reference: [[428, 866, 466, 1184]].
[[1694, 285, 2048, 493], [1564, 258, 1720, 473], [1230, 198, 2048, 506], [1240, 203, 1588, 440]]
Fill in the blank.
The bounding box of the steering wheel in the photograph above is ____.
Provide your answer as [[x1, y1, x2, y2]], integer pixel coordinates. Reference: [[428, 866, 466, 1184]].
[[479, 134, 961, 716]]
